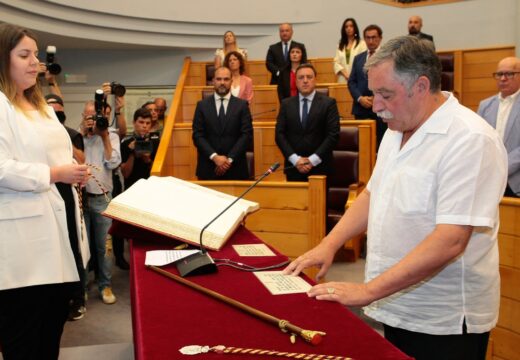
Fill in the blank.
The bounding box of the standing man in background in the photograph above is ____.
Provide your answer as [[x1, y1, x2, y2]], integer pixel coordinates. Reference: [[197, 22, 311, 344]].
[[348, 24, 387, 149], [276, 63, 339, 182], [407, 15, 434, 45], [478, 56, 520, 197], [192, 67, 252, 180], [266, 23, 307, 85]]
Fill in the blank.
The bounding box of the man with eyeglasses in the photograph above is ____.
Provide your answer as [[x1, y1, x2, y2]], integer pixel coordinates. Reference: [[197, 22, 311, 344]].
[[348, 24, 388, 149], [478, 57, 520, 197]]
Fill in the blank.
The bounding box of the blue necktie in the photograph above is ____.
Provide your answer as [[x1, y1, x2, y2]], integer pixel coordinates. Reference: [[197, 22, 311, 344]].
[[302, 98, 309, 129], [284, 43, 288, 60]]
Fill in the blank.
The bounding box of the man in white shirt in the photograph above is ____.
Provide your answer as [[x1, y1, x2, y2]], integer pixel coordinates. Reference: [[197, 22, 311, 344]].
[[80, 100, 121, 305], [285, 36, 507, 359], [478, 56, 520, 197]]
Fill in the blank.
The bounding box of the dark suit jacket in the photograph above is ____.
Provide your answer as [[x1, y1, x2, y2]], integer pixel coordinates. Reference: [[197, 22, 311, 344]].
[[347, 50, 377, 120], [192, 95, 253, 180], [277, 67, 295, 102], [266, 40, 307, 85], [275, 92, 340, 180], [416, 32, 434, 43]]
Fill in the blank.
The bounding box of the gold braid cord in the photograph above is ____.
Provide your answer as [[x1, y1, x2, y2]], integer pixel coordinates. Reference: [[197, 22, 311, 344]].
[[214, 345, 352, 359]]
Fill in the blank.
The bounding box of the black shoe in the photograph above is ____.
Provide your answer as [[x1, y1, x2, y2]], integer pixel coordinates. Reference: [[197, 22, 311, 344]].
[[116, 257, 130, 270], [68, 305, 86, 321]]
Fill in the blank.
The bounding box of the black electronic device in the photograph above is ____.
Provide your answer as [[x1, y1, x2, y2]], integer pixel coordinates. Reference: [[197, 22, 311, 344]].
[[176, 162, 281, 277]]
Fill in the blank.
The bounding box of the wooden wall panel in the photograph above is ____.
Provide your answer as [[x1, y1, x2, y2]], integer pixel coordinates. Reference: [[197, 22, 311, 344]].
[[489, 198, 520, 360], [490, 327, 520, 360], [459, 47, 515, 111], [312, 58, 336, 84], [329, 85, 354, 120]]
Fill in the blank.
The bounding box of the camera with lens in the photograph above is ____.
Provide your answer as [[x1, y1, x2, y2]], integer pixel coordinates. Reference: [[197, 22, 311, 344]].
[[92, 89, 108, 131], [110, 82, 126, 97], [134, 132, 159, 156], [45, 46, 61, 75]]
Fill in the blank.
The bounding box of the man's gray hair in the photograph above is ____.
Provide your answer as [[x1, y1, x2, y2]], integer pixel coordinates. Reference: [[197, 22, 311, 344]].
[[364, 36, 442, 92]]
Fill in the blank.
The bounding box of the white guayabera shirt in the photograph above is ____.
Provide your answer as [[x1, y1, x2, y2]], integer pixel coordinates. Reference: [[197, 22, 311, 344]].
[[364, 93, 507, 335]]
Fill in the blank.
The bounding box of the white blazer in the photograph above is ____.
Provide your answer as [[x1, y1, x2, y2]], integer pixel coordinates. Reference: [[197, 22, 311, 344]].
[[0, 91, 89, 290], [333, 40, 367, 83]]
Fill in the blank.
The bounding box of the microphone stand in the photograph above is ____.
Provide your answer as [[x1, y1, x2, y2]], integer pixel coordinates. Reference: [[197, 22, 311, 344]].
[[176, 163, 280, 277]]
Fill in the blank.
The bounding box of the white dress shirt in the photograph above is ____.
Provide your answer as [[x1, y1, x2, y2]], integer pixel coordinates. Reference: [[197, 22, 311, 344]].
[[496, 89, 520, 140]]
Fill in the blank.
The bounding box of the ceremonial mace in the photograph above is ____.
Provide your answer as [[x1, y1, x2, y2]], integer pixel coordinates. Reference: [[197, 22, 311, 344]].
[[148, 265, 326, 345]]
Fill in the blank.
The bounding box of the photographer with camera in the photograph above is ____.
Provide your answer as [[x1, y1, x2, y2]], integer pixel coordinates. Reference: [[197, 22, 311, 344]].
[[80, 94, 121, 305], [101, 81, 127, 139], [120, 108, 159, 189]]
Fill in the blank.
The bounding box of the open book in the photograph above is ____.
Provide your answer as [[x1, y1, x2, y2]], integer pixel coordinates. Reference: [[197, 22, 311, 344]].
[[103, 176, 259, 250]]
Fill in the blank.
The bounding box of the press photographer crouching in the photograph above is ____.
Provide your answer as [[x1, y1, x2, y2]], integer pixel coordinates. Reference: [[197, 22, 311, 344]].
[[120, 108, 159, 189]]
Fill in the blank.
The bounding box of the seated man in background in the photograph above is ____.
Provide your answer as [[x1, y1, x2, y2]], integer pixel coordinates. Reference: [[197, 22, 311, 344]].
[[192, 67, 253, 180], [478, 56, 520, 197], [120, 108, 159, 189], [275, 63, 339, 182]]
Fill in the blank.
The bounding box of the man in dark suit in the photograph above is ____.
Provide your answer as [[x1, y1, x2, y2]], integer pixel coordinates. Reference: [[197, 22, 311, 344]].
[[192, 66, 253, 180], [275, 63, 339, 181], [348, 24, 387, 149], [266, 23, 307, 85], [408, 15, 434, 45]]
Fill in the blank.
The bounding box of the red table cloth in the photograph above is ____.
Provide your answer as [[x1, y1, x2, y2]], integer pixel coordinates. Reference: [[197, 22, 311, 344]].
[[111, 221, 412, 360]]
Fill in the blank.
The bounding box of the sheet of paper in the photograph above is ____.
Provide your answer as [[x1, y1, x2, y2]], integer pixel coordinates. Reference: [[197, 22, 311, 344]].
[[233, 244, 276, 257], [253, 271, 311, 295], [145, 250, 199, 266]]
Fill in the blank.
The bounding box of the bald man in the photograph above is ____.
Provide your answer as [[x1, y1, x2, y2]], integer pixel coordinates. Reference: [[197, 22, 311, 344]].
[[407, 15, 434, 44], [478, 57, 520, 197]]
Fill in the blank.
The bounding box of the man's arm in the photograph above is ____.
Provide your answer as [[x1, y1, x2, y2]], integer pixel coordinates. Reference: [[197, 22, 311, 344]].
[[192, 101, 217, 158], [120, 139, 135, 178], [312, 97, 340, 160], [227, 100, 253, 161], [275, 101, 297, 159], [285, 189, 371, 280], [99, 131, 121, 170], [114, 95, 127, 138], [265, 45, 280, 76], [309, 224, 472, 306]]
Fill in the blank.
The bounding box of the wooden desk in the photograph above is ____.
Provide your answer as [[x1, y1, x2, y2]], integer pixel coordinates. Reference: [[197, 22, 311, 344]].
[[113, 222, 412, 360]]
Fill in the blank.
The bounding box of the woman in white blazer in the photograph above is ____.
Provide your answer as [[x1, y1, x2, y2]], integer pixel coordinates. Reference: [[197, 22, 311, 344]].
[[0, 23, 90, 359], [333, 18, 367, 83]]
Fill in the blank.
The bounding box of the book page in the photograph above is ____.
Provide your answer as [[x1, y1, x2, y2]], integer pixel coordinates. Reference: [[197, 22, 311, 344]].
[[253, 271, 312, 295], [104, 176, 259, 250], [233, 244, 276, 257], [145, 250, 199, 266]]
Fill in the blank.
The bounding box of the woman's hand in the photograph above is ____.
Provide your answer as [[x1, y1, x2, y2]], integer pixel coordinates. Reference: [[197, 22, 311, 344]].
[[50, 164, 90, 186]]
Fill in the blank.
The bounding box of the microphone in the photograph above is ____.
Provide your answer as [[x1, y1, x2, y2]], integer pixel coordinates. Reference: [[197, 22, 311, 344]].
[[251, 108, 277, 120], [176, 162, 281, 277], [249, 162, 309, 180]]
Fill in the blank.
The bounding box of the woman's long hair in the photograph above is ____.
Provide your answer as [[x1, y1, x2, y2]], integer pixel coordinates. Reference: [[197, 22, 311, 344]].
[[0, 23, 47, 115], [338, 18, 361, 51]]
